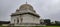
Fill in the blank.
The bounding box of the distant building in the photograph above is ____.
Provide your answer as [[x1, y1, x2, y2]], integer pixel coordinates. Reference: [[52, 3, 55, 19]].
[[40, 19, 44, 24]]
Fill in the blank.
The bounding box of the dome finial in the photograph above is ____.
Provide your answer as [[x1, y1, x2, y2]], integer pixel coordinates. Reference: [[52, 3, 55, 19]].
[[26, 0, 27, 4]]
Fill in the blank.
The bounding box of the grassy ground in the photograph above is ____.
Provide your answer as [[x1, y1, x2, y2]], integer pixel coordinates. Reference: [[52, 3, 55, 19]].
[[0, 26, 60, 27], [44, 26, 60, 27]]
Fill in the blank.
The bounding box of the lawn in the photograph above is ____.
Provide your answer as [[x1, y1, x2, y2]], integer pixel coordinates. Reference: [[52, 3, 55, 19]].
[[44, 26, 60, 27], [0, 26, 60, 27]]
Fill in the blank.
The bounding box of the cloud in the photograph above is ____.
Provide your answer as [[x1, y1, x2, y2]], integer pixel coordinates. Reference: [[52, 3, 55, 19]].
[[0, 0, 60, 21]]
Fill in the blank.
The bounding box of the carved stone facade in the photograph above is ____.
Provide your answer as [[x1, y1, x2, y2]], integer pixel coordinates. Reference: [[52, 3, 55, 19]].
[[10, 4, 40, 25]]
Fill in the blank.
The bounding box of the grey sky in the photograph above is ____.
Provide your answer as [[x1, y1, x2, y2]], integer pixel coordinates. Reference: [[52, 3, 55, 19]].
[[0, 0, 60, 21]]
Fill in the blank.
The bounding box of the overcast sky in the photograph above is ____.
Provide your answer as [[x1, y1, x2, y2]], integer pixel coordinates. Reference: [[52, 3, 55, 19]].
[[0, 0, 60, 21]]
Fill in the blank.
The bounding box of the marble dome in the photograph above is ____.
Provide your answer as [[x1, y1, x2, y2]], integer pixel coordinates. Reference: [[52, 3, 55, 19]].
[[19, 4, 33, 10]]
